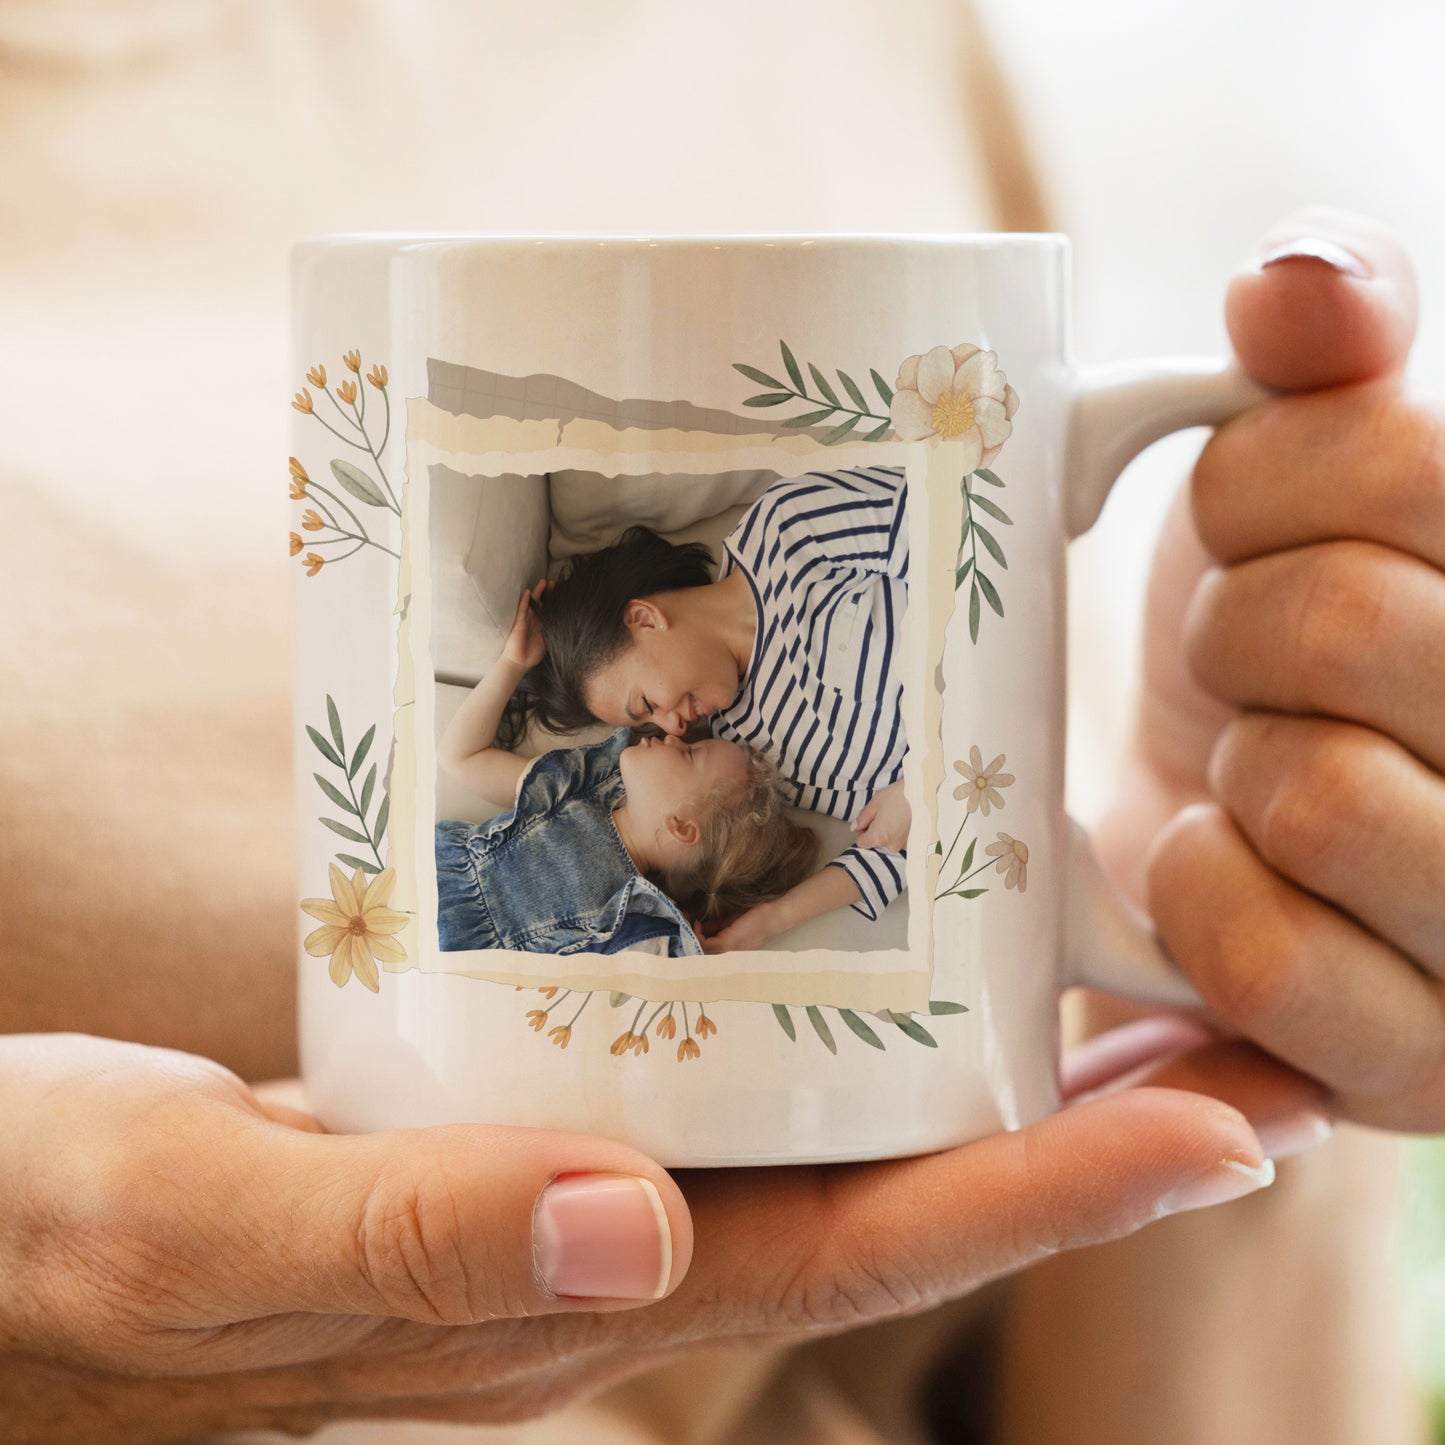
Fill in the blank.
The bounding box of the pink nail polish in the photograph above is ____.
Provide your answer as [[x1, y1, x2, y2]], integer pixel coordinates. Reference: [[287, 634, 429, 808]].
[[533, 1174, 672, 1300], [1156, 1156, 1276, 1218], [1258, 237, 1370, 279], [1255, 1109, 1333, 1161]]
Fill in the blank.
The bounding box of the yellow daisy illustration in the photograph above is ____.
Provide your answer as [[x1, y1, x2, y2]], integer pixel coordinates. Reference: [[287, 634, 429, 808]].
[[301, 864, 407, 992]]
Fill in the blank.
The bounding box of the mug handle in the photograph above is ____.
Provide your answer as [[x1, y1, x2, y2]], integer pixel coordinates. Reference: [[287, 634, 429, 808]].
[[1062, 359, 1272, 1007]]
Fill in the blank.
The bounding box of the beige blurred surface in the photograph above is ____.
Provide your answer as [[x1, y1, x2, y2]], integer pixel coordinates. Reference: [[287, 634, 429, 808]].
[[2, 2, 1439, 1441]]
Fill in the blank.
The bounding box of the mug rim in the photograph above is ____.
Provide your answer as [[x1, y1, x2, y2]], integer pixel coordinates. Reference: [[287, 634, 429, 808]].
[[294, 230, 1070, 249]]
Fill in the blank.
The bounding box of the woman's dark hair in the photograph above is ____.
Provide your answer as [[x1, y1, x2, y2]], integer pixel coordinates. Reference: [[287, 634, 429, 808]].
[[496, 525, 715, 751]]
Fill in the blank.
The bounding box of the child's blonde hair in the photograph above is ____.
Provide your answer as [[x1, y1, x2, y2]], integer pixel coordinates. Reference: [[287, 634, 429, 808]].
[[655, 747, 819, 931]]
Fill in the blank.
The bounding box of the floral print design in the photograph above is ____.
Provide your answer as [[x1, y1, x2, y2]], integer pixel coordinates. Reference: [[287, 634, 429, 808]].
[[301, 864, 408, 992], [952, 746, 1015, 816]]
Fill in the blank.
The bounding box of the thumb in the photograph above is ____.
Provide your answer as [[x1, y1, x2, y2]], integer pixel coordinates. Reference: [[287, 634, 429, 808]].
[[1225, 206, 1417, 390], [224, 1117, 692, 1324]]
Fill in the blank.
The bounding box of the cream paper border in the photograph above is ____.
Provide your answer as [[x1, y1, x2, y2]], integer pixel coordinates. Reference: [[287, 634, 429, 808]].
[[392, 397, 962, 1013]]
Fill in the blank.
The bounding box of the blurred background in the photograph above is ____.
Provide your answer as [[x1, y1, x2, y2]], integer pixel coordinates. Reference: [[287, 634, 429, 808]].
[[0, 0, 1440, 1435]]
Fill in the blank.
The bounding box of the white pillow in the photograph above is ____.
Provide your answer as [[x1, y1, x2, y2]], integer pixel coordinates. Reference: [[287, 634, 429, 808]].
[[548, 469, 775, 559]]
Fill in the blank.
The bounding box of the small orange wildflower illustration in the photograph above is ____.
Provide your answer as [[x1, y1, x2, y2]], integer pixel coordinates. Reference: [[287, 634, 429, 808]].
[[367, 363, 388, 389], [548, 1025, 572, 1049], [656, 1013, 677, 1040], [306, 364, 327, 388], [303, 552, 324, 577], [343, 348, 361, 373], [525, 1009, 547, 1032], [292, 389, 313, 414], [338, 379, 358, 405], [677, 1038, 701, 1062], [289, 531, 302, 557], [289, 457, 309, 485], [696, 1013, 717, 1039], [301, 509, 324, 531], [611, 1032, 636, 1056]]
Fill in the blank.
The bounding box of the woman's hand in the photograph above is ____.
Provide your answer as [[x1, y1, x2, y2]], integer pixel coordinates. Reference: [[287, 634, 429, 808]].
[[501, 578, 550, 670], [1098, 208, 1445, 1135], [697, 897, 785, 952], [0, 1031, 1286, 1441], [854, 779, 910, 851]]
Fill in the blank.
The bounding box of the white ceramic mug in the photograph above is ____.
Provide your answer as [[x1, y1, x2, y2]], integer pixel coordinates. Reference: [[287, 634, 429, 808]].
[[290, 234, 1263, 1166]]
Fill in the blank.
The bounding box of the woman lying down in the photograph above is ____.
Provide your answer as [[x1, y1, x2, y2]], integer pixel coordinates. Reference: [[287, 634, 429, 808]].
[[434, 581, 819, 957]]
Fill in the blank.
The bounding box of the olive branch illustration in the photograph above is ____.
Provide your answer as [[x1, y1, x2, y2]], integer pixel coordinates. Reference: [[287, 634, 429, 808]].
[[957, 468, 1012, 643], [305, 694, 390, 877], [290, 350, 401, 574], [733, 340, 895, 444]]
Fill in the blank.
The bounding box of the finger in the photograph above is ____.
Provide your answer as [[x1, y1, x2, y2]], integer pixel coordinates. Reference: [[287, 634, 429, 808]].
[[1194, 378, 1445, 571], [1208, 713, 1445, 972], [511, 587, 533, 627], [1225, 207, 1417, 391], [214, 1119, 694, 1331], [250, 1077, 328, 1133], [1147, 802, 1445, 1131], [1126, 1038, 1334, 1161], [1186, 541, 1445, 773], [639, 1088, 1272, 1343], [1060, 1015, 1219, 1100]]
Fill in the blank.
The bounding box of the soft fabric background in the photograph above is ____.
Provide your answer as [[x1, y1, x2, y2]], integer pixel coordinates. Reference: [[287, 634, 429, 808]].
[[1, 0, 1441, 1438]]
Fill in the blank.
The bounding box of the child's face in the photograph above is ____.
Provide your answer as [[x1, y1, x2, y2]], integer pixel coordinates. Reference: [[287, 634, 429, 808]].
[[618, 734, 749, 844]]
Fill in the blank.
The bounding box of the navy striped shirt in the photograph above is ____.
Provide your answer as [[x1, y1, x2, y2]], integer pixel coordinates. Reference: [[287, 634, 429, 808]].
[[712, 466, 908, 921]]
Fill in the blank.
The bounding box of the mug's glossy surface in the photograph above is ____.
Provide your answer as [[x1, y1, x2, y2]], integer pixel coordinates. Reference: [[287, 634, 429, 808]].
[[292, 236, 1240, 1164]]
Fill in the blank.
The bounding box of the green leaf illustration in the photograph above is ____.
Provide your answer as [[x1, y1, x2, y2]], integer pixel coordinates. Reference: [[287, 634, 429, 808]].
[[888, 1011, 939, 1048], [307, 725, 343, 769], [969, 492, 1013, 525], [337, 853, 382, 875], [973, 522, 1008, 570], [359, 763, 377, 817], [870, 368, 894, 406], [806, 1005, 837, 1054], [838, 370, 868, 411], [330, 459, 387, 508], [373, 794, 390, 848], [808, 363, 841, 408], [928, 1000, 970, 1015], [823, 415, 861, 445], [320, 818, 372, 845], [610, 991, 630, 1007], [349, 724, 376, 779], [743, 392, 796, 407], [956, 556, 975, 590], [839, 1009, 885, 1050], [975, 468, 1006, 487], [951, 887, 988, 899], [863, 419, 891, 442], [969, 581, 981, 642], [780, 341, 805, 394], [326, 694, 344, 753], [314, 773, 357, 815], [780, 407, 837, 429], [960, 838, 976, 874], [772, 1003, 797, 1041], [977, 571, 1005, 617], [734, 362, 787, 390]]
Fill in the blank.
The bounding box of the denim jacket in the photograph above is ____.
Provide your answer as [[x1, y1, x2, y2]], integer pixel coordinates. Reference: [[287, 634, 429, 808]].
[[434, 729, 703, 957]]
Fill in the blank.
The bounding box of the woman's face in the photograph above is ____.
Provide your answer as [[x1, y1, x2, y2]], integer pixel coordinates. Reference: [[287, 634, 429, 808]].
[[583, 600, 741, 736], [617, 734, 749, 834]]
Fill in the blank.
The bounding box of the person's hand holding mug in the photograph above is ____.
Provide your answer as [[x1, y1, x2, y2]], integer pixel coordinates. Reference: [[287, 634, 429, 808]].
[[0, 1031, 1276, 1441], [1090, 208, 1445, 1138]]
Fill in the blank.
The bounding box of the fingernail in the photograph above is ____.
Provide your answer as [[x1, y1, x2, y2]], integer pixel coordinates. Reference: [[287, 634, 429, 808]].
[[1255, 1109, 1333, 1161], [1156, 1156, 1276, 1218], [534, 1174, 672, 1301], [1259, 237, 1370, 279]]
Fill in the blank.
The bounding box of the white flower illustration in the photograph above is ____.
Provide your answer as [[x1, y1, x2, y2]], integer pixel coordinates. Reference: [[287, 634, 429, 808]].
[[952, 746, 1015, 816], [890, 344, 1020, 469], [984, 832, 1029, 893]]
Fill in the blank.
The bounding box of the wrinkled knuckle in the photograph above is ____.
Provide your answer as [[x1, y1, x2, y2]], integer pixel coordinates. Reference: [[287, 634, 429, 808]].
[[1200, 905, 1308, 1028], [1384, 390, 1445, 540], [1290, 544, 1389, 691], [1254, 733, 1359, 874], [354, 1162, 488, 1325]]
